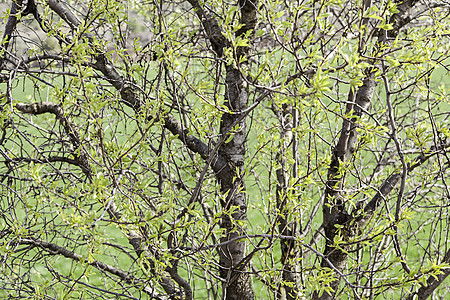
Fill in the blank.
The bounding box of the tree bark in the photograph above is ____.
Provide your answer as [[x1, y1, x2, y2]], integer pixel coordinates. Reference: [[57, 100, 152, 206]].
[[316, 1, 419, 298], [184, 1, 258, 298], [318, 76, 376, 300], [272, 102, 300, 299], [406, 249, 450, 300], [217, 64, 253, 300]]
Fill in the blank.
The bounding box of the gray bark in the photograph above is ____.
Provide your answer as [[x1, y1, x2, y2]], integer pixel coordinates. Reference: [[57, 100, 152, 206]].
[[218, 65, 254, 300], [318, 75, 376, 300], [316, 1, 419, 298], [406, 249, 450, 300], [272, 102, 300, 300], [185, 1, 258, 298]]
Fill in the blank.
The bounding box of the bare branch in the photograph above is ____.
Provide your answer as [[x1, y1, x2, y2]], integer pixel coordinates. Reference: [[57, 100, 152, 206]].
[[18, 237, 155, 295], [406, 249, 450, 300], [15, 101, 92, 178]]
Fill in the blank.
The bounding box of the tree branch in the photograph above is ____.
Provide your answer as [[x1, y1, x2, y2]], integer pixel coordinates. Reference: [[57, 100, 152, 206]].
[[1, 0, 24, 69], [318, 1, 424, 298], [406, 248, 450, 300], [186, 0, 228, 57], [45, 0, 226, 171], [388, 0, 421, 37], [18, 237, 155, 296], [355, 141, 450, 227], [15, 101, 92, 178]]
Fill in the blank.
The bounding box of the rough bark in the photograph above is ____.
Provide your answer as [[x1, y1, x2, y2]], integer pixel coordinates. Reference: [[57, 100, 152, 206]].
[[316, 1, 419, 298], [215, 2, 258, 299], [272, 102, 300, 299], [218, 65, 253, 300], [182, 1, 258, 299]]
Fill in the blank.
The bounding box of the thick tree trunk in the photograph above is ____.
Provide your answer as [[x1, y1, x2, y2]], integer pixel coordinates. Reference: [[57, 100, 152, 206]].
[[213, 2, 258, 298], [217, 66, 253, 300]]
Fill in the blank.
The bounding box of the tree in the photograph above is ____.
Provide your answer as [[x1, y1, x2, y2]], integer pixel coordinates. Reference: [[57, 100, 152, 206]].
[[0, 0, 449, 299]]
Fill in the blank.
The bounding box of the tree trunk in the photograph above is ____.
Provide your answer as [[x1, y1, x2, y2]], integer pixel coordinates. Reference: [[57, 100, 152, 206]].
[[217, 66, 253, 300], [316, 1, 420, 298], [215, 1, 258, 298], [272, 102, 300, 299]]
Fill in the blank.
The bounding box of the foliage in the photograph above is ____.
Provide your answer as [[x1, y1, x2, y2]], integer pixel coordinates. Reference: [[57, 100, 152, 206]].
[[0, 0, 449, 299]]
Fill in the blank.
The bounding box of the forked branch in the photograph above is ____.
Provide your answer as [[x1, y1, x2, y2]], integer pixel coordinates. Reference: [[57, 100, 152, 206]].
[[15, 101, 92, 178]]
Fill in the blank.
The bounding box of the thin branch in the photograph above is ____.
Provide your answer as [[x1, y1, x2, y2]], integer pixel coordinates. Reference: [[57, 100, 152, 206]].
[[15, 101, 92, 178], [53, 272, 142, 300], [383, 60, 410, 274], [406, 249, 450, 300], [18, 238, 155, 296], [356, 141, 450, 226]]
